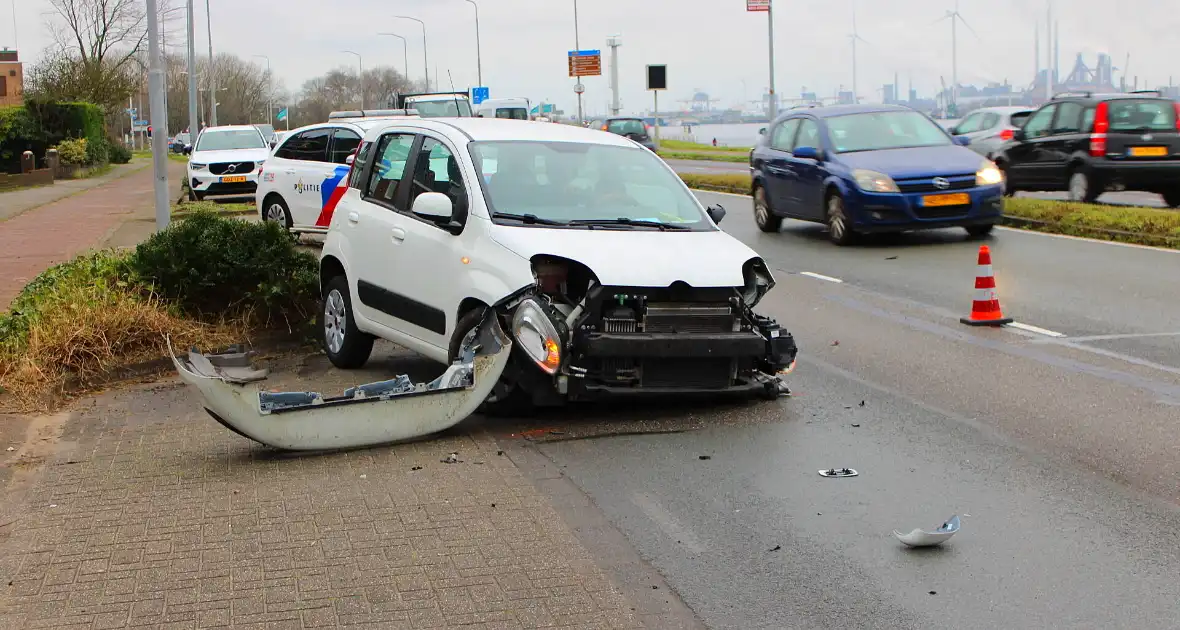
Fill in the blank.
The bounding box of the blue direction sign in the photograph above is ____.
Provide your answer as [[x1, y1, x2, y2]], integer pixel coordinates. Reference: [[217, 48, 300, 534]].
[[471, 86, 490, 105]]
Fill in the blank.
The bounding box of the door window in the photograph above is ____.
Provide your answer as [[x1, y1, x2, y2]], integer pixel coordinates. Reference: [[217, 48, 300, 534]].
[[1022, 105, 1057, 139], [1052, 102, 1085, 134], [329, 129, 362, 164], [955, 113, 984, 134], [770, 119, 800, 151], [981, 113, 1001, 130], [274, 128, 331, 161], [408, 138, 466, 217], [792, 119, 822, 151], [365, 133, 416, 205]]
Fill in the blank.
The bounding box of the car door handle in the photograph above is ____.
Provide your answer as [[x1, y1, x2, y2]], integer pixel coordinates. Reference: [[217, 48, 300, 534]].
[[391, 227, 406, 242], [284, 169, 296, 174], [347, 211, 359, 224]]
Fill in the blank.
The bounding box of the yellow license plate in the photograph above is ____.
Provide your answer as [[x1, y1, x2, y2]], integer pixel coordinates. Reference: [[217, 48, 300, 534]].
[[220, 175, 247, 183], [1130, 146, 1168, 157], [922, 192, 969, 207]]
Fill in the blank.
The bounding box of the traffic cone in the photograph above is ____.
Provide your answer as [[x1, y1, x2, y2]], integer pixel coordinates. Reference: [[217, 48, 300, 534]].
[[960, 245, 1013, 327]]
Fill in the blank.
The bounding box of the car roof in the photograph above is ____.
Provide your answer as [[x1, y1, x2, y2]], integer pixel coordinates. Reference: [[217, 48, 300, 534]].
[[202, 125, 262, 133], [971, 106, 1034, 114], [362, 117, 637, 147], [783, 103, 914, 120]]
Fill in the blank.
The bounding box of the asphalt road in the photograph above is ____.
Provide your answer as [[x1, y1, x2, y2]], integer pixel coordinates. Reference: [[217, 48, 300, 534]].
[[502, 189, 1180, 628], [664, 158, 1174, 208]]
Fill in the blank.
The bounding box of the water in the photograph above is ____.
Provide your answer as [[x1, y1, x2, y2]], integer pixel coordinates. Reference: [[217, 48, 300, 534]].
[[657, 119, 961, 149]]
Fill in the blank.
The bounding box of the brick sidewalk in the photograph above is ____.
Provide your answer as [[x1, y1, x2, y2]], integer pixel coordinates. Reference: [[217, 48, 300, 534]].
[[0, 160, 186, 309], [0, 161, 150, 223], [0, 373, 644, 629]]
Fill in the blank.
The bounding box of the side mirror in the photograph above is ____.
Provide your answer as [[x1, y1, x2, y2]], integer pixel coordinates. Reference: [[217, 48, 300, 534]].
[[792, 145, 821, 160], [411, 191, 453, 220], [1013, 129, 1026, 142], [345, 154, 355, 166], [759, 127, 767, 136], [953, 135, 971, 146], [948, 127, 960, 135], [706, 204, 726, 225]]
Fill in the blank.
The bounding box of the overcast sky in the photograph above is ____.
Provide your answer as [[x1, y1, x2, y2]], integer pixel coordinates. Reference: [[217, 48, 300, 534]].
[[5, 0, 1179, 115]]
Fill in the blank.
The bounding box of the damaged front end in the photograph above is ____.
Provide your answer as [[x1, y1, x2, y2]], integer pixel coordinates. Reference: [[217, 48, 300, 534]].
[[168, 310, 512, 450], [499, 255, 798, 404]]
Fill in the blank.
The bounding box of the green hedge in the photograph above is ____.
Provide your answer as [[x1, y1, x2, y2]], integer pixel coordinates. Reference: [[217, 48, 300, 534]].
[[0, 99, 107, 173]]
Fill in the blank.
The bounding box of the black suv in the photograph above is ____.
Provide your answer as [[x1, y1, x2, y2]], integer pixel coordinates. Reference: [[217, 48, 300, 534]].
[[994, 91, 1180, 205]]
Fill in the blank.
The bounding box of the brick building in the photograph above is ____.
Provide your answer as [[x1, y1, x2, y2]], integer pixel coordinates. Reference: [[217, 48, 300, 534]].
[[0, 49, 24, 107]]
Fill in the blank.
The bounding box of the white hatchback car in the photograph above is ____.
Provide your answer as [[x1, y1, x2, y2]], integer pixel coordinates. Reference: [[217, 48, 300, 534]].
[[318, 118, 798, 412], [187, 125, 270, 201], [257, 114, 417, 233]]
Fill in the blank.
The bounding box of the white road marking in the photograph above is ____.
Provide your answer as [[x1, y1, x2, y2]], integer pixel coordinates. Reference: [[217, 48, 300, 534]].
[[1008, 322, 1066, 338], [1031, 331, 1180, 344], [630, 493, 708, 554], [799, 271, 844, 284]]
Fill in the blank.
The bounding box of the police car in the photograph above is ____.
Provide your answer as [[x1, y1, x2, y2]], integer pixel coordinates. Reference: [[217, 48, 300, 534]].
[[257, 109, 417, 233]]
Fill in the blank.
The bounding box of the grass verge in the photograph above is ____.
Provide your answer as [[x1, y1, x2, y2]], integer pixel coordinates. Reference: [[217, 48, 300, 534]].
[[676, 172, 1180, 249], [659, 139, 750, 153], [173, 200, 254, 216], [0, 210, 319, 411], [659, 151, 749, 164]]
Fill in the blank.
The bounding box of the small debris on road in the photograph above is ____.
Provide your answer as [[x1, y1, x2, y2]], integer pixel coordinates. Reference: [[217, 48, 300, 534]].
[[818, 467, 859, 478], [894, 515, 961, 547], [651, 585, 659, 590], [851, 424, 861, 428], [49, 504, 57, 508], [769, 544, 781, 552], [410, 465, 423, 471], [859, 400, 866, 407], [359, 474, 367, 479], [831, 340, 840, 346], [441, 453, 460, 464], [886, 256, 899, 260], [698, 455, 712, 460], [491, 503, 496, 508], [929, 590, 937, 595], [497, 450, 505, 456], [5, 447, 13, 452]]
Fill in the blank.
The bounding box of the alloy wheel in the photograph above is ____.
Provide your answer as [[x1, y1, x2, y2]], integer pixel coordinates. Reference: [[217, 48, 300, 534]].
[[265, 203, 286, 223], [324, 289, 347, 354]]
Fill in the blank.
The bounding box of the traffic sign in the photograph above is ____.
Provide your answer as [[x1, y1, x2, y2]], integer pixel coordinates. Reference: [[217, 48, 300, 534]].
[[574, 83, 585, 95], [471, 86, 490, 105], [567, 49, 602, 77], [132, 120, 149, 129], [747, 0, 770, 11]]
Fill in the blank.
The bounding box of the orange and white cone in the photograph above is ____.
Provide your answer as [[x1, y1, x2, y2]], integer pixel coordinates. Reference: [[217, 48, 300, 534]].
[[960, 245, 1013, 327]]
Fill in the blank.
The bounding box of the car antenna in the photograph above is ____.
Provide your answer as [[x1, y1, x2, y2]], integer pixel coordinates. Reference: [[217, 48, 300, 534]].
[[447, 70, 460, 115]]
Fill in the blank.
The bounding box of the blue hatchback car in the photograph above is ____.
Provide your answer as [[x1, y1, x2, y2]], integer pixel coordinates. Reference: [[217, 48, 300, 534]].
[[749, 104, 1005, 245]]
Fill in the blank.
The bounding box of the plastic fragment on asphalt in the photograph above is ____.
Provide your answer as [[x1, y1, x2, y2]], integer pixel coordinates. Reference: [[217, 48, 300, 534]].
[[769, 544, 781, 552], [894, 515, 961, 547], [698, 455, 712, 460], [441, 452, 460, 464], [818, 467, 858, 478]]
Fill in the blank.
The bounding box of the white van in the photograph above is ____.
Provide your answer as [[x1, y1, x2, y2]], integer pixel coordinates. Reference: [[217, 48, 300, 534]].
[[475, 97, 531, 120]]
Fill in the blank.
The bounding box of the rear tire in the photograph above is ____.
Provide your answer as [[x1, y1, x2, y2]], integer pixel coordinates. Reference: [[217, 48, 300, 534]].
[[1162, 190, 1180, 208], [1067, 167, 1100, 203], [263, 195, 292, 228], [320, 275, 375, 369], [753, 186, 783, 233], [450, 308, 535, 416], [825, 192, 856, 246]]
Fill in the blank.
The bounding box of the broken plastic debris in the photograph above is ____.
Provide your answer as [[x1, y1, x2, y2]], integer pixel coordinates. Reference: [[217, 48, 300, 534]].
[[359, 474, 367, 479], [441, 453, 460, 464], [698, 455, 712, 460], [893, 515, 961, 547], [818, 467, 858, 478], [5, 447, 13, 452]]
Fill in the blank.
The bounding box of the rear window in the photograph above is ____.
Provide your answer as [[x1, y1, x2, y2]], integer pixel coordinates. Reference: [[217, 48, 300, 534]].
[[1010, 111, 1033, 127], [495, 108, 529, 120], [606, 119, 647, 135], [1108, 99, 1176, 132]]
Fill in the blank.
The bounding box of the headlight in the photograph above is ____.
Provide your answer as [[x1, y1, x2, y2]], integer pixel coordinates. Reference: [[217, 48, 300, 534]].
[[852, 169, 899, 193], [190, 162, 207, 169], [511, 298, 562, 374], [976, 161, 1004, 186], [741, 260, 775, 307]]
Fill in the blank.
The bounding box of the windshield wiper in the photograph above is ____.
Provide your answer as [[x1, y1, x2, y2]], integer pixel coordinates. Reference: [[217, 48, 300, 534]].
[[490, 212, 567, 226], [568, 218, 690, 230]]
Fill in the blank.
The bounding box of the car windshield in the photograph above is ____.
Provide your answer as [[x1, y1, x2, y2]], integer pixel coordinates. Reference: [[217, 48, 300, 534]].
[[195, 129, 265, 151], [408, 98, 473, 117], [606, 119, 647, 136], [1108, 99, 1176, 131], [827, 110, 952, 153], [470, 141, 711, 229]]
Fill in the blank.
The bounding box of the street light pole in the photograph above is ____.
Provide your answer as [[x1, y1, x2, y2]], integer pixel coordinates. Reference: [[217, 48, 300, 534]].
[[145, 0, 170, 231], [343, 50, 364, 109], [254, 54, 272, 124], [573, 0, 583, 125], [393, 16, 428, 91], [464, 0, 482, 87], [204, 0, 216, 125], [185, 0, 198, 136], [767, 0, 777, 120], [377, 33, 410, 85]]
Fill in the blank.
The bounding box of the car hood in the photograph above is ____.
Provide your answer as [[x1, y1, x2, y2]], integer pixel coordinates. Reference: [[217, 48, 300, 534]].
[[488, 225, 760, 288], [189, 148, 270, 164], [836, 145, 987, 178]]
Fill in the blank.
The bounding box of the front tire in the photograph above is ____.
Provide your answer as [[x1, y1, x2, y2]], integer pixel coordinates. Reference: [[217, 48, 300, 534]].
[[450, 309, 535, 416], [263, 195, 293, 228], [320, 275, 374, 369], [965, 224, 995, 238], [825, 192, 856, 246], [753, 186, 783, 233]]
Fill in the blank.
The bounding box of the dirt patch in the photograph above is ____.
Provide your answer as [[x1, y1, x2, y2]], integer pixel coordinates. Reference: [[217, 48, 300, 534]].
[[0, 411, 71, 540]]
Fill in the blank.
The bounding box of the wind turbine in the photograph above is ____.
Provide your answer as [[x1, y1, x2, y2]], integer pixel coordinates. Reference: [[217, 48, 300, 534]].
[[848, 2, 869, 104], [933, 0, 980, 115]]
